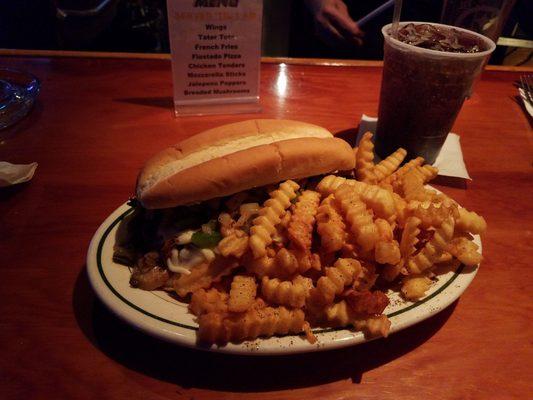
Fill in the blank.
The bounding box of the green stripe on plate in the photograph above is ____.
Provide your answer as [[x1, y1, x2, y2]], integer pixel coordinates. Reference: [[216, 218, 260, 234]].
[[97, 208, 198, 331]]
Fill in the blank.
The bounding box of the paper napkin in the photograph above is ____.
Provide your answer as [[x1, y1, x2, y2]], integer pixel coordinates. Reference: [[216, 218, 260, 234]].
[[357, 114, 471, 180], [0, 161, 38, 187]]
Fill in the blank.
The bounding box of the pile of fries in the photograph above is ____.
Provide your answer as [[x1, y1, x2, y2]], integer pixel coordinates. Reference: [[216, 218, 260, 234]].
[[135, 132, 486, 345]]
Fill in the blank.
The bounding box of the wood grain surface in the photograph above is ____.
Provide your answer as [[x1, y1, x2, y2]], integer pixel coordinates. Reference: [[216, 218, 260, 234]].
[[0, 56, 531, 400]]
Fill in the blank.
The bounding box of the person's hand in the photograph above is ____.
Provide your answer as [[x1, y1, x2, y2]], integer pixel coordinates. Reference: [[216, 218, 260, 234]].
[[304, 0, 364, 47]]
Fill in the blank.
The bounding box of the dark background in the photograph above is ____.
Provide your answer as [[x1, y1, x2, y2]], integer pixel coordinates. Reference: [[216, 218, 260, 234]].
[[0, 0, 531, 65]]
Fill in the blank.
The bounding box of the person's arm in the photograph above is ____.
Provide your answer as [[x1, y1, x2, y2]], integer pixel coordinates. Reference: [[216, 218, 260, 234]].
[[304, 0, 364, 47]]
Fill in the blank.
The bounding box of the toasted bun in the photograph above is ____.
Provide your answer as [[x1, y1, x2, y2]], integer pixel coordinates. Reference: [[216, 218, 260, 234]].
[[136, 119, 355, 209]]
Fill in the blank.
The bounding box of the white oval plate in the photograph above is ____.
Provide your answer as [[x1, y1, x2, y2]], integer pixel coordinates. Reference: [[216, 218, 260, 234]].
[[87, 200, 481, 355]]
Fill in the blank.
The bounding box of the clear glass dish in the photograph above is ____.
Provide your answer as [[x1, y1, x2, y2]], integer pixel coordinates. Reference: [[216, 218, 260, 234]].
[[0, 69, 40, 130]]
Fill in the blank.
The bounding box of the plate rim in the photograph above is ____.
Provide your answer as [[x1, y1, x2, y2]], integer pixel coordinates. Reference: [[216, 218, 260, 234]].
[[87, 199, 480, 355]]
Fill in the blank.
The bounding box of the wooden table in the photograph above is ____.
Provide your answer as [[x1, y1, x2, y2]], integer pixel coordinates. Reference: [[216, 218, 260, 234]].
[[1, 52, 532, 400]]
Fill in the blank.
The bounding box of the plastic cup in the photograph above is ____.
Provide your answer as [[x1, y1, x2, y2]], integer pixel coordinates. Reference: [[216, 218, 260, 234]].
[[374, 22, 495, 164]]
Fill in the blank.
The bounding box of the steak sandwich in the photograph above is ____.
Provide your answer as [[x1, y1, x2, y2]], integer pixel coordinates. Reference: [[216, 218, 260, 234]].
[[115, 119, 355, 292], [136, 119, 355, 209]]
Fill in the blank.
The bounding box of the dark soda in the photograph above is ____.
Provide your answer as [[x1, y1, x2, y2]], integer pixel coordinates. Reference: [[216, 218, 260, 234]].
[[375, 22, 495, 164]]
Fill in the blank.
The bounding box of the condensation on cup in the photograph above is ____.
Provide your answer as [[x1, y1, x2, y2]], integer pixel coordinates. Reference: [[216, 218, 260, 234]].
[[374, 22, 496, 164]]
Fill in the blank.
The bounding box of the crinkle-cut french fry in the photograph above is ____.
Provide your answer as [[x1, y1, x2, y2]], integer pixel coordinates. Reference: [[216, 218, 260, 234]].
[[274, 247, 299, 274], [245, 247, 320, 278], [217, 231, 249, 258], [354, 314, 392, 338], [288, 190, 321, 251], [401, 170, 426, 201], [189, 288, 229, 316], [375, 241, 401, 265], [249, 180, 300, 259], [293, 275, 314, 293], [392, 192, 408, 227], [316, 175, 354, 196], [380, 156, 424, 186], [456, 207, 487, 235], [245, 254, 289, 279], [348, 180, 396, 220], [400, 216, 422, 259], [447, 236, 483, 266], [375, 218, 394, 241], [404, 164, 439, 185], [396, 163, 437, 187], [407, 217, 455, 274], [172, 257, 239, 297], [334, 184, 380, 252], [269, 212, 292, 247], [373, 148, 407, 181], [324, 300, 355, 326], [401, 274, 432, 300], [261, 276, 311, 308], [278, 247, 321, 274], [423, 164, 439, 180], [415, 164, 439, 183], [323, 300, 391, 338], [311, 258, 362, 305], [318, 176, 396, 220], [374, 219, 401, 265], [279, 209, 292, 228], [400, 165, 439, 199], [355, 132, 378, 183], [198, 307, 305, 343], [228, 275, 257, 313], [197, 312, 224, 343], [406, 199, 459, 229], [316, 194, 347, 253], [293, 249, 321, 273]]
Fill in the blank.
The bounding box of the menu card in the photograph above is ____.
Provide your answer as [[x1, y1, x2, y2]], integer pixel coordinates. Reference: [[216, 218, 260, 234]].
[[166, 0, 263, 116]]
